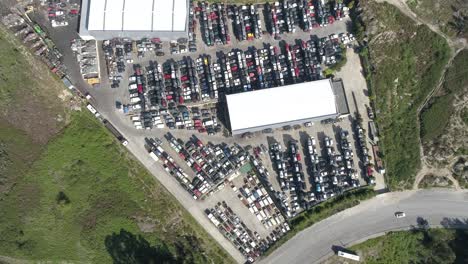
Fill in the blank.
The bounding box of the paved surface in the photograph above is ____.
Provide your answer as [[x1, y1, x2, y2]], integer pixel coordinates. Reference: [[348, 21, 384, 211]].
[[335, 48, 387, 191], [16, 7, 376, 262], [259, 189, 468, 264]]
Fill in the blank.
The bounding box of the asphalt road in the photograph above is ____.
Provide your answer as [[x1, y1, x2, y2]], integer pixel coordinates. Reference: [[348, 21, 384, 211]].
[[259, 189, 468, 264]]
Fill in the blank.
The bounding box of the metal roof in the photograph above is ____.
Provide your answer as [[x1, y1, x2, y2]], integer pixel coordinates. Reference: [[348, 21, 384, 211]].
[[85, 0, 187, 32], [226, 79, 339, 134]]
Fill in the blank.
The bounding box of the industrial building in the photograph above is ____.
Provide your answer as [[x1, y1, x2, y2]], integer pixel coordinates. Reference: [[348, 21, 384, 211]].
[[79, 0, 189, 40], [225, 79, 350, 135]]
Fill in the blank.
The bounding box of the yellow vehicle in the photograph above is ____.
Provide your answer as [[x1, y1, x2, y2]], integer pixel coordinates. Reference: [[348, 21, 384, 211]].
[[86, 77, 100, 85]]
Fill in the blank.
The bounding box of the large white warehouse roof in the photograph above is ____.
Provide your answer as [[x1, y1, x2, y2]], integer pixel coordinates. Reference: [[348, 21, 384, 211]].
[[226, 79, 339, 134], [79, 0, 188, 40]]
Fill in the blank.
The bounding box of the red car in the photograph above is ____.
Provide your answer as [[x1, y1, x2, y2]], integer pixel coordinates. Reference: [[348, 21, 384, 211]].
[[193, 163, 202, 172]]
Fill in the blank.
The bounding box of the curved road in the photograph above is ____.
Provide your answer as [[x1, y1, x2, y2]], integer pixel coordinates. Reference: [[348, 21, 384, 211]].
[[259, 189, 468, 264]]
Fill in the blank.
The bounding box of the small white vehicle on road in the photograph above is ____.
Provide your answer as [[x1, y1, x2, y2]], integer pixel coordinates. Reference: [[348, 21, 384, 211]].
[[395, 212, 406, 218]]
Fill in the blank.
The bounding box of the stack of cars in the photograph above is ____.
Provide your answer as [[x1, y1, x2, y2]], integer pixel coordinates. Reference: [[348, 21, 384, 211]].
[[197, 2, 230, 46], [229, 4, 262, 41]]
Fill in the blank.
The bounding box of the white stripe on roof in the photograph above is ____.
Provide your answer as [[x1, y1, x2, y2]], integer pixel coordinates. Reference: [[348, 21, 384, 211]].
[[87, 0, 107, 30], [153, 0, 174, 31], [173, 0, 187, 31], [104, 0, 124, 30]]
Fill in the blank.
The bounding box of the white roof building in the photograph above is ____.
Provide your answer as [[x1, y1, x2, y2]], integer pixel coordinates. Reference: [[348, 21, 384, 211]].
[[226, 79, 346, 135], [79, 0, 189, 40]]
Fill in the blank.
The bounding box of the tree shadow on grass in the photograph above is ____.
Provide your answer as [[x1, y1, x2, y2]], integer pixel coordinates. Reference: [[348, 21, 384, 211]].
[[105, 229, 175, 264]]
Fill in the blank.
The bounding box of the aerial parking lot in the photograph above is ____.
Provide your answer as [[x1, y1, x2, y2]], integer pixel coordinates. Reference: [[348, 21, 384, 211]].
[[84, 2, 381, 262], [0, 0, 385, 262]]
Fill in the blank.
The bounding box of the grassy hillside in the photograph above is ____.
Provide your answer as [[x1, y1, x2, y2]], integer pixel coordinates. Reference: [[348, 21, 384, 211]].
[[0, 25, 233, 263], [407, 0, 468, 39], [0, 26, 70, 144], [349, 228, 468, 263], [421, 49, 468, 142], [0, 112, 233, 263], [0, 22, 71, 217], [353, 1, 451, 189]]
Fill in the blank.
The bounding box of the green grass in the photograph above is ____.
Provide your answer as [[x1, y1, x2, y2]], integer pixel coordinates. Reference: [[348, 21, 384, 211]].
[[352, 1, 451, 190], [407, 0, 468, 39], [0, 112, 234, 263], [0, 25, 68, 143], [443, 49, 468, 94], [0, 121, 43, 190], [263, 187, 376, 256], [0, 24, 233, 263], [421, 95, 453, 141], [463, 108, 468, 125], [421, 49, 468, 142], [350, 228, 468, 263]]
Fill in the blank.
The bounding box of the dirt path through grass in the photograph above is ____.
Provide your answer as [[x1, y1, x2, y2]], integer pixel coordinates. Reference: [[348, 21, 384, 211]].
[[372, 0, 465, 189], [374, 0, 467, 50]]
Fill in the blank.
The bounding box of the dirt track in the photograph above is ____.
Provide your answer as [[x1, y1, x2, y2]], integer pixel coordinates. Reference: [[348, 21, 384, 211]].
[[372, 0, 466, 190]]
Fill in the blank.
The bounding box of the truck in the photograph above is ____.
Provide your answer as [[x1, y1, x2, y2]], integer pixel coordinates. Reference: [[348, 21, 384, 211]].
[[86, 103, 100, 117], [149, 151, 159, 161], [102, 119, 128, 146]]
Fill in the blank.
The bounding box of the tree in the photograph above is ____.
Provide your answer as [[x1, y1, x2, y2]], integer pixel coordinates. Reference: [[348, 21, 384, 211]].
[[105, 229, 175, 264], [420, 229, 456, 264]]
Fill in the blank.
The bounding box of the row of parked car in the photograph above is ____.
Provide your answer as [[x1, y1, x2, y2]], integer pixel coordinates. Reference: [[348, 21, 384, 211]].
[[187, 3, 198, 52], [250, 153, 296, 215], [206, 201, 263, 263], [269, 142, 307, 216], [354, 122, 376, 184], [264, 0, 348, 40], [235, 173, 285, 230], [103, 39, 133, 88], [145, 137, 196, 197], [164, 133, 248, 199], [196, 2, 231, 46], [196, 37, 328, 96], [308, 131, 360, 203], [132, 63, 223, 133], [229, 4, 262, 41], [128, 33, 347, 110]]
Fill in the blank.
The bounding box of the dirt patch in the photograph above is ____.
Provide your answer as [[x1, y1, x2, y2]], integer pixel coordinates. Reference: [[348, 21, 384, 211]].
[[136, 216, 158, 233], [423, 89, 468, 166], [418, 174, 453, 188]]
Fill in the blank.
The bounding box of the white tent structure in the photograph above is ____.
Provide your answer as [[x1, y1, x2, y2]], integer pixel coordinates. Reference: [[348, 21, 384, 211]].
[[79, 0, 188, 40], [226, 79, 341, 135]]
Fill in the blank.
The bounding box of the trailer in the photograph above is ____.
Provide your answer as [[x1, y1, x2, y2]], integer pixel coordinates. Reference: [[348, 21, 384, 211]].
[[337, 251, 360, 261]]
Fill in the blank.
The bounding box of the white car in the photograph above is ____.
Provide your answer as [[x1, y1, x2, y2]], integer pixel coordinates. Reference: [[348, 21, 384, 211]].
[[395, 212, 406, 218]]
